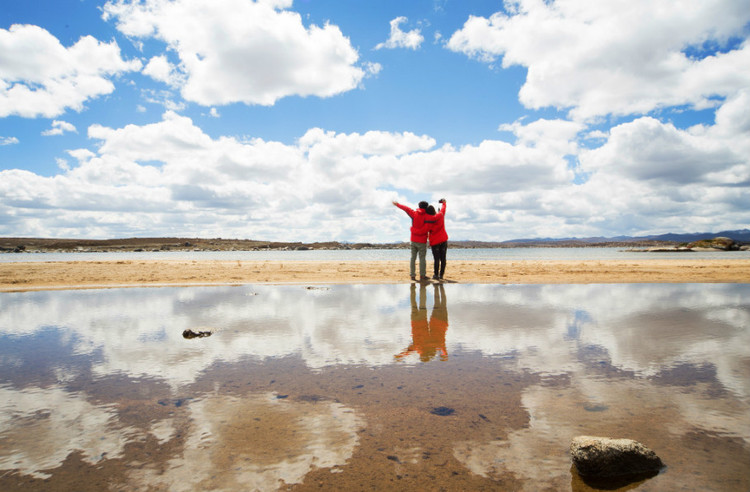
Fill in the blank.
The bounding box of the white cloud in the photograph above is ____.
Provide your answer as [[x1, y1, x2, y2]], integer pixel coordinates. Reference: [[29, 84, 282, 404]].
[[41, 120, 77, 136], [56, 158, 70, 171], [364, 61, 382, 76], [447, 0, 750, 120], [0, 136, 19, 145], [1, 103, 747, 241], [140, 88, 186, 111], [103, 0, 367, 106], [142, 55, 183, 87], [499, 118, 583, 155], [375, 16, 424, 50], [0, 24, 142, 118], [580, 117, 744, 185]]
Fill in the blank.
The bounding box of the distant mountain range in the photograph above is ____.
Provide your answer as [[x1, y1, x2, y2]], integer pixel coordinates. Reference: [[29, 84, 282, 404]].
[[1, 229, 748, 253], [495, 229, 750, 246]]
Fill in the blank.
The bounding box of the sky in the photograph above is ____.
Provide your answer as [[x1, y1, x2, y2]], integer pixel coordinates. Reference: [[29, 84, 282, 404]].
[[1, 0, 749, 242]]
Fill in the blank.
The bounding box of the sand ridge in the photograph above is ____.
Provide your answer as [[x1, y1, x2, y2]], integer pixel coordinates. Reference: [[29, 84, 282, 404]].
[[1, 259, 749, 291]]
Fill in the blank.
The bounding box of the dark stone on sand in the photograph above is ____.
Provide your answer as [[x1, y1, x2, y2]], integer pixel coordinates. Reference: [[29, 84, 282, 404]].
[[430, 406, 455, 416], [570, 436, 663, 479]]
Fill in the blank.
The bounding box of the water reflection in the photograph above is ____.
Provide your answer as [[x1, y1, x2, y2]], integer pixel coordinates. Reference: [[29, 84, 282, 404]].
[[0, 284, 748, 490], [129, 393, 362, 491], [395, 284, 449, 362]]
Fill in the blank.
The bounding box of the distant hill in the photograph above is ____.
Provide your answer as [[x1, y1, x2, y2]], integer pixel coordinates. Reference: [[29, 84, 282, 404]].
[[1, 229, 748, 253], [494, 229, 750, 247], [643, 229, 750, 243]]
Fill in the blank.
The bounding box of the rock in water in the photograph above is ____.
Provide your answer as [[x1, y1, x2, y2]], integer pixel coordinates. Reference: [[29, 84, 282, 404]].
[[570, 436, 663, 478], [182, 329, 212, 339]]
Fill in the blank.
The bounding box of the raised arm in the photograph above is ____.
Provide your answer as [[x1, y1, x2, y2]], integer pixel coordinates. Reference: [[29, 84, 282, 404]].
[[393, 201, 415, 218]]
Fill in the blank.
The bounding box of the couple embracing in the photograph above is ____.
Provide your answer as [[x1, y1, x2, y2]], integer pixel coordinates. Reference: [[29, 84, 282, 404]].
[[392, 198, 448, 282]]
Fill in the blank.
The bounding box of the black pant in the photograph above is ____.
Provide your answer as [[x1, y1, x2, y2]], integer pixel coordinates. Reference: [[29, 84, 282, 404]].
[[431, 242, 447, 278]]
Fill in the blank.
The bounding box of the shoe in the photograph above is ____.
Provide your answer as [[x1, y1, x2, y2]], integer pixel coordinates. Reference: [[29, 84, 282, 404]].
[[432, 275, 440, 280], [410, 275, 416, 281], [419, 276, 430, 282]]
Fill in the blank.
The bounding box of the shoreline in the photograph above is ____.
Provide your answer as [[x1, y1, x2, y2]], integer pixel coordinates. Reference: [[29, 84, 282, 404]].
[[2, 259, 749, 292]]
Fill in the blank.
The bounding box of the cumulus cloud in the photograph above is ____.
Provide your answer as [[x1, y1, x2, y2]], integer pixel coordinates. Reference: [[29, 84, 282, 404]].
[[41, 120, 77, 136], [580, 117, 743, 185], [102, 0, 367, 106], [375, 17, 424, 50], [447, 0, 750, 120], [1, 96, 748, 241], [142, 55, 183, 87], [0, 136, 19, 145], [0, 24, 141, 118]]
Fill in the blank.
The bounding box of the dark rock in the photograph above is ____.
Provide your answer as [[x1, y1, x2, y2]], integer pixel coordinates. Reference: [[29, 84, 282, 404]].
[[182, 329, 212, 339], [570, 436, 663, 478], [687, 237, 739, 251]]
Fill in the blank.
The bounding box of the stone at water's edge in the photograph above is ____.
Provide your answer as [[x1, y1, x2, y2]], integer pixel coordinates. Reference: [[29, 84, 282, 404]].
[[570, 436, 663, 478]]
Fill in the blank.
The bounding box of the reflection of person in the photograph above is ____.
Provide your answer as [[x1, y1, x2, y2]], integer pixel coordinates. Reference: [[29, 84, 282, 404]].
[[425, 198, 448, 280], [429, 283, 448, 360], [392, 200, 430, 281], [395, 283, 449, 362]]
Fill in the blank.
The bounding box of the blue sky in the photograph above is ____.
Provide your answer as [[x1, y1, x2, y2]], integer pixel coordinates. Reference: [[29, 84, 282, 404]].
[[1, 0, 749, 242]]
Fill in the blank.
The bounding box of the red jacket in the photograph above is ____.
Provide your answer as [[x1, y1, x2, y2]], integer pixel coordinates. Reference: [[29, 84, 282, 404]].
[[425, 202, 448, 245], [395, 203, 429, 243]]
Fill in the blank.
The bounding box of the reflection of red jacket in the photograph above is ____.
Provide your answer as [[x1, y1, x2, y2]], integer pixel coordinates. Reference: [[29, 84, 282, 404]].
[[395, 203, 429, 243], [425, 202, 448, 245]]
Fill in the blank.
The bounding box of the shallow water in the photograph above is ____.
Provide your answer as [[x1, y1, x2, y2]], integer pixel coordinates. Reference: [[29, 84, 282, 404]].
[[2, 246, 750, 262], [0, 283, 748, 491]]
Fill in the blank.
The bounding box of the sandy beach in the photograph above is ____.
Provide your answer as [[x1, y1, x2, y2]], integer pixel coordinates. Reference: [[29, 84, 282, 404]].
[[2, 258, 749, 291]]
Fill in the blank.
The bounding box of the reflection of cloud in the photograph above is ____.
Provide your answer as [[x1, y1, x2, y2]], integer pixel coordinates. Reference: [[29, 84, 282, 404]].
[[1, 284, 748, 399], [1, 284, 749, 400], [0, 285, 415, 388], [447, 284, 750, 400], [0, 385, 134, 478], [453, 375, 750, 490], [130, 393, 362, 491], [1, 284, 749, 487]]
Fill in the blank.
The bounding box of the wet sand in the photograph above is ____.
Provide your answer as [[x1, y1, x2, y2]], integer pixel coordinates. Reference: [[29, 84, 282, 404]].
[[1, 258, 749, 291]]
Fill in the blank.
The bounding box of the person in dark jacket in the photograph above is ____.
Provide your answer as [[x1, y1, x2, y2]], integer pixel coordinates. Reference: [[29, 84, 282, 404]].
[[425, 198, 448, 280], [393, 200, 430, 281]]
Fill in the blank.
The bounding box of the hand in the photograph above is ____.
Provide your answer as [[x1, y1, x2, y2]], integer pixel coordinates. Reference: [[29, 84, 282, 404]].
[[392, 200, 398, 206]]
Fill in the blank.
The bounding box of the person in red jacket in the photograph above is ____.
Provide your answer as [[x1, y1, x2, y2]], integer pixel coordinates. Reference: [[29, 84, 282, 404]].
[[425, 198, 448, 280], [393, 200, 430, 281]]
